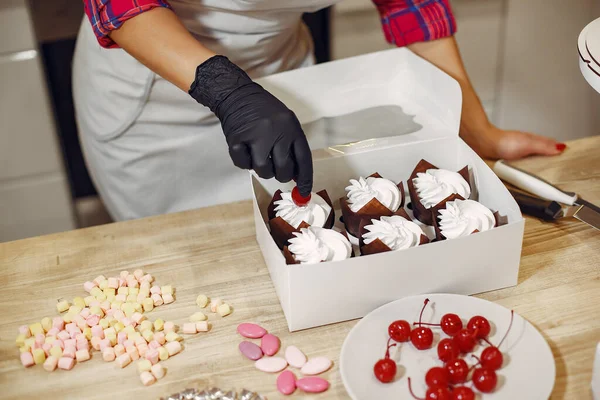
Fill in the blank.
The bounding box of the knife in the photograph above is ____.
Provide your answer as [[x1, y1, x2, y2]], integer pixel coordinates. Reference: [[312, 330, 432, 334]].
[[494, 160, 600, 230]]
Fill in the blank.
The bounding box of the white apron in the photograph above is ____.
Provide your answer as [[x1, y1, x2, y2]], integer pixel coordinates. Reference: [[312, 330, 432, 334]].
[[73, 0, 341, 221]]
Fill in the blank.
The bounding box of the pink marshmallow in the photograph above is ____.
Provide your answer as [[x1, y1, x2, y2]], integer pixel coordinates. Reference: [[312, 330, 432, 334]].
[[35, 333, 46, 345], [64, 339, 76, 348], [119, 271, 129, 279], [150, 286, 161, 295], [117, 332, 127, 345], [75, 349, 91, 362], [58, 356, 75, 370], [145, 348, 159, 365], [140, 371, 156, 386], [102, 347, 116, 362], [118, 278, 126, 287], [32, 341, 42, 350], [43, 355, 58, 372], [53, 339, 64, 349], [123, 340, 134, 348], [79, 308, 91, 318], [105, 309, 115, 317], [91, 325, 104, 338], [47, 327, 60, 337], [76, 340, 89, 351], [153, 332, 165, 346], [91, 337, 102, 351], [126, 279, 139, 289], [141, 274, 153, 283], [69, 331, 80, 339], [57, 330, 70, 341], [116, 353, 131, 368], [133, 270, 144, 280], [134, 337, 147, 347], [150, 363, 166, 379], [114, 344, 125, 356], [125, 346, 140, 361], [165, 341, 182, 356], [151, 293, 164, 306], [107, 277, 119, 289], [52, 317, 65, 330], [65, 323, 78, 333], [163, 322, 175, 333], [182, 323, 197, 334], [99, 338, 111, 351], [75, 333, 86, 341], [140, 281, 151, 291], [42, 343, 52, 356], [86, 315, 100, 327], [148, 340, 161, 350], [18, 325, 31, 337], [83, 281, 97, 293], [162, 293, 174, 304], [63, 346, 76, 359], [137, 345, 148, 357], [20, 352, 34, 368]]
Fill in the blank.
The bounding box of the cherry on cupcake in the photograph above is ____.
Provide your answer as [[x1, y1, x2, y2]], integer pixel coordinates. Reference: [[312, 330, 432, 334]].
[[410, 299, 434, 350], [291, 186, 311, 207]]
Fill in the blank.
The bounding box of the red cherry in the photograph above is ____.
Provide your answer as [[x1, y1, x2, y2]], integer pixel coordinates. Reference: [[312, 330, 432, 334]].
[[445, 358, 469, 384], [472, 367, 498, 393], [440, 313, 463, 337], [453, 329, 477, 353], [291, 186, 311, 206], [425, 366, 449, 387], [480, 346, 503, 370], [411, 327, 434, 350], [467, 315, 490, 338], [408, 378, 451, 400], [452, 386, 475, 400], [388, 320, 411, 342], [411, 298, 433, 350], [437, 338, 460, 363], [373, 358, 397, 383]]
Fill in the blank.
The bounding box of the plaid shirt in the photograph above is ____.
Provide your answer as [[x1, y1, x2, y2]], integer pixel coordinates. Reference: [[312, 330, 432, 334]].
[[84, 0, 456, 49]]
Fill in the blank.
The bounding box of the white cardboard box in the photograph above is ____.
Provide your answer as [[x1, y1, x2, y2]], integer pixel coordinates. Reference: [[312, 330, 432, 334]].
[[593, 342, 600, 400], [251, 48, 525, 331]]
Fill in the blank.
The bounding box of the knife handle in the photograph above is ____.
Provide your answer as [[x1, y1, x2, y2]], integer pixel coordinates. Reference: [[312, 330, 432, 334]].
[[509, 190, 563, 221], [493, 160, 578, 205]]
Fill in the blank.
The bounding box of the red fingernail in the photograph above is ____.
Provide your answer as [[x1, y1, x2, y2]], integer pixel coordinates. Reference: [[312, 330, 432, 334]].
[[556, 143, 567, 151]]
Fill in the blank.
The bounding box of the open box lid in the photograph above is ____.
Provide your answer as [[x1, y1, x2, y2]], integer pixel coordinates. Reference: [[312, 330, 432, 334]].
[[578, 17, 600, 94], [255, 48, 463, 158]]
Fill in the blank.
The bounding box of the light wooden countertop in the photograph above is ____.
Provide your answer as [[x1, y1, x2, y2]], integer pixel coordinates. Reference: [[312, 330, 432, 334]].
[[1, 136, 599, 399]]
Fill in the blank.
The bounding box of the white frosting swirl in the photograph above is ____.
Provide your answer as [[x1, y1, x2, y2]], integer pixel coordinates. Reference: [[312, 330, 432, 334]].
[[362, 216, 425, 250], [413, 169, 471, 209], [345, 177, 401, 213], [274, 192, 332, 229], [288, 227, 352, 264], [438, 199, 495, 239]]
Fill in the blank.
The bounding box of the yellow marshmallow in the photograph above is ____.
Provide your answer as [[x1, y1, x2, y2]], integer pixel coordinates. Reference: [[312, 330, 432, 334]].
[[142, 330, 154, 343], [196, 294, 209, 308], [165, 332, 181, 342], [73, 297, 86, 309], [84, 296, 95, 306], [153, 319, 164, 332], [56, 300, 69, 313], [15, 334, 26, 347], [33, 348, 46, 365], [117, 287, 128, 296], [99, 280, 109, 290], [29, 323, 43, 336], [142, 298, 154, 312], [217, 304, 232, 317], [99, 318, 109, 329], [160, 285, 173, 296], [189, 312, 207, 322], [158, 346, 169, 361], [41, 317, 52, 332], [114, 322, 125, 333], [83, 327, 92, 340], [50, 346, 63, 358]]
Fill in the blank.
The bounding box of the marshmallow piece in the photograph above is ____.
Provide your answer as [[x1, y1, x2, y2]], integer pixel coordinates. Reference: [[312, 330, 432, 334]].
[[196, 294, 209, 308], [76, 340, 89, 351], [91, 325, 104, 339], [127, 279, 139, 289], [141, 274, 153, 283], [103, 347, 116, 362], [140, 371, 156, 386], [57, 330, 70, 341], [107, 277, 119, 289], [139, 320, 153, 332], [210, 299, 223, 313], [153, 332, 166, 345], [114, 344, 125, 356], [153, 319, 164, 332], [122, 303, 135, 318], [165, 341, 182, 356], [196, 322, 209, 332], [158, 346, 169, 361], [182, 323, 197, 334], [20, 352, 34, 368], [58, 356, 75, 370], [63, 346, 76, 359], [93, 275, 106, 286], [135, 336, 147, 347], [133, 269, 144, 280], [30, 323, 44, 336], [145, 348, 159, 364], [15, 334, 26, 348], [126, 294, 137, 303], [140, 281, 151, 291], [142, 298, 154, 312], [86, 314, 100, 327], [116, 353, 132, 368], [99, 338, 111, 351], [79, 308, 91, 319], [98, 280, 109, 290], [190, 312, 207, 322], [64, 338, 76, 348], [76, 349, 91, 362], [42, 343, 52, 356], [137, 344, 149, 357], [163, 322, 175, 333], [41, 317, 52, 333], [162, 293, 175, 304], [83, 327, 92, 340], [160, 285, 173, 296], [151, 293, 164, 306], [84, 296, 95, 306], [217, 304, 232, 317], [52, 317, 64, 330], [33, 348, 46, 365], [131, 312, 145, 324], [126, 346, 140, 361], [137, 359, 152, 373], [129, 287, 139, 296], [43, 356, 58, 372], [150, 286, 161, 295], [148, 340, 161, 350], [90, 337, 101, 351], [117, 287, 128, 296], [142, 330, 153, 342], [119, 271, 129, 279], [118, 332, 127, 345], [90, 287, 103, 298], [100, 300, 111, 312], [52, 339, 64, 349], [115, 294, 127, 303], [165, 332, 181, 343], [151, 363, 166, 379], [56, 300, 69, 313], [83, 281, 97, 293], [50, 346, 63, 359], [106, 333, 117, 346], [73, 297, 86, 309]]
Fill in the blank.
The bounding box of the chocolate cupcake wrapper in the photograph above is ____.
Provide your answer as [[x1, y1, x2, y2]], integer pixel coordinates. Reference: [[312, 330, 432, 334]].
[[358, 209, 430, 255], [340, 172, 405, 239], [407, 159, 470, 226], [267, 189, 335, 250]]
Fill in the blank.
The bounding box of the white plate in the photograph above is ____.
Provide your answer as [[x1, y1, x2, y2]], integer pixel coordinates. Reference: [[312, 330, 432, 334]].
[[340, 294, 555, 399]]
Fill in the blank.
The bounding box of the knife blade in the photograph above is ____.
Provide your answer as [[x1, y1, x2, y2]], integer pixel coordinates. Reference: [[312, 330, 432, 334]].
[[495, 160, 600, 230]]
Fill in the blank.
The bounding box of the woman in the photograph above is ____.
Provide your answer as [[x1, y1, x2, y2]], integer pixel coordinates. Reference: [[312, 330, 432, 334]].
[[74, 0, 565, 221]]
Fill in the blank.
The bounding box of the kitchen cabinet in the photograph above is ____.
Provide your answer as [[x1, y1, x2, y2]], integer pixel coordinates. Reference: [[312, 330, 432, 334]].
[[0, 0, 75, 242]]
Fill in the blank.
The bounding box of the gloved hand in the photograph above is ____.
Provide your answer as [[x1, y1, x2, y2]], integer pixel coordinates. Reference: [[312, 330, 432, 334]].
[[189, 55, 313, 197]]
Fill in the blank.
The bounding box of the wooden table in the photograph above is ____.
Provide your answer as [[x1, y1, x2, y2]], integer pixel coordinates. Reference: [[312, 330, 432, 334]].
[[1, 137, 599, 400]]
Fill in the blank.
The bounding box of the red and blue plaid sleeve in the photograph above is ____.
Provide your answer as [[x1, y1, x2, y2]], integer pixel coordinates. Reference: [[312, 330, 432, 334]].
[[372, 0, 457, 47], [83, 0, 171, 48]]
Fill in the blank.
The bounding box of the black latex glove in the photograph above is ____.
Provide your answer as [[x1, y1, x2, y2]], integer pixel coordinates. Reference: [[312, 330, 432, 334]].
[[189, 55, 313, 197]]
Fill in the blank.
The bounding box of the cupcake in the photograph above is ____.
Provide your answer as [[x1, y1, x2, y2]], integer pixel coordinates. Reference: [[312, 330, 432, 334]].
[[283, 227, 353, 265], [267, 189, 334, 249], [432, 198, 498, 240], [340, 173, 405, 239], [408, 159, 471, 225], [358, 209, 429, 255]]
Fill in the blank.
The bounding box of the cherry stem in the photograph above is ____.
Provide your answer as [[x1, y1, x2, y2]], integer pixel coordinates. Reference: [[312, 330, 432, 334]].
[[384, 337, 397, 359], [497, 310, 514, 349], [407, 377, 425, 400], [471, 354, 481, 365], [411, 322, 440, 327], [417, 298, 430, 327], [480, 337, 493, 347]]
